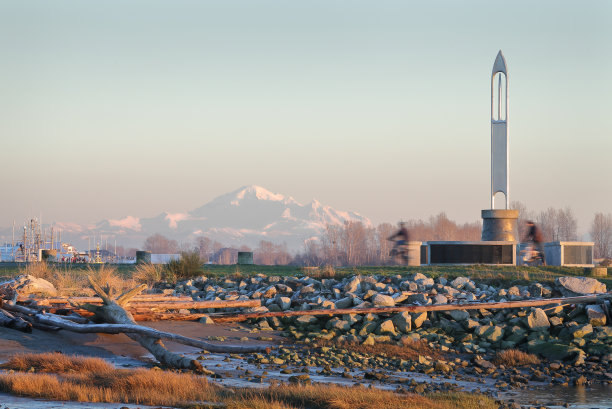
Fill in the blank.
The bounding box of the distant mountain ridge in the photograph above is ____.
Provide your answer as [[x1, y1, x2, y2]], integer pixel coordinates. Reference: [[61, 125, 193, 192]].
[[6, 186, 371, 252]]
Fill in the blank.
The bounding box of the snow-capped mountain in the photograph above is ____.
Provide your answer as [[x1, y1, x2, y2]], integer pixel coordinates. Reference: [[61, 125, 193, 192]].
[[5, 186, 371, 252]]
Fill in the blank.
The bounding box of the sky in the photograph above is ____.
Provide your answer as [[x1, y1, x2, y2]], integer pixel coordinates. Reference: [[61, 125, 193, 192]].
[[0, 0, 610, 238]]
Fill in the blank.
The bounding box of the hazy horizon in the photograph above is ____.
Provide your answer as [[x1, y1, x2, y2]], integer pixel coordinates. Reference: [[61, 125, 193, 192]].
[[1, 1, 610, 238]]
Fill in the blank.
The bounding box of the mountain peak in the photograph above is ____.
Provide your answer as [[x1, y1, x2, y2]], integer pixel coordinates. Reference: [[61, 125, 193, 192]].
[[224, 185, 299, 206]]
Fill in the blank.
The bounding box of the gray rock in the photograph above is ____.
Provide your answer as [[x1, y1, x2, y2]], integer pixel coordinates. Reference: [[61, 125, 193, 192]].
[[295, 315, 318, 326], [571, 323, 593, 338], [372, 293, 395, 307], [326, 318, 351, 332], [344, 276, 361, 293], [277, 296, 292, 310], [450, 276, 470, 289], [432, 294, 448, 304], [585, 305, 607, 326], [526, 308, 550, 331], [483, 325, 504, 342], [198, 315, 215, 324], [407, 293, 430, 305], [377, 319, 397, 335], [358, 321, 378, 337], [392, 311, 412, 333], [2, 275, 57, 296], [411, 312, 428, 328], [447, 310, 469, 322], [556, 276, 607, 296], [334, 297, 353, 309], [400, 281, 418, 292]]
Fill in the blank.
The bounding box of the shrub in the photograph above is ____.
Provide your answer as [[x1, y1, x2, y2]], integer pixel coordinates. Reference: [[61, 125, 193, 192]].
[[132, 263, 165, 285], [492, 349, 540, 367], [166, 251, 203, 280]]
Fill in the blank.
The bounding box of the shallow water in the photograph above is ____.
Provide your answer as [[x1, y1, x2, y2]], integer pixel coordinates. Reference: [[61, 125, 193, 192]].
[[501, 384, 612, 409], [191, 351, 612, 409], [0, 393, 175, 409]]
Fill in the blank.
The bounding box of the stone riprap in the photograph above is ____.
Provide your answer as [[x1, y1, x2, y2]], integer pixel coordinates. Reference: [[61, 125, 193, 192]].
[[163, 272, 612, 404], [165, 273, 610, 367]]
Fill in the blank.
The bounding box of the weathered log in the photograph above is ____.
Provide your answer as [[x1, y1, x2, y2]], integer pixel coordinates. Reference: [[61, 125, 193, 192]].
[[76, 278, 270, 370], [30, 299, 261, 312], [210, 293, 612, 323], [129, 313, 215, 321], [5, 303, 269, 353], [0, 308, 32, 333], [20, 295, 193, 304]]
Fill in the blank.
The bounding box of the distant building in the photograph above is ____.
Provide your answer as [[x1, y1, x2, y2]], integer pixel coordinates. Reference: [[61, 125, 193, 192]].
[[0, 243, 20, 262]]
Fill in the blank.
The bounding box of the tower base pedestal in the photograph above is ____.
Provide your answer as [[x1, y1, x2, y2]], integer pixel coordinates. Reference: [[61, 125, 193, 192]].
[[481, 209, 519, 242]]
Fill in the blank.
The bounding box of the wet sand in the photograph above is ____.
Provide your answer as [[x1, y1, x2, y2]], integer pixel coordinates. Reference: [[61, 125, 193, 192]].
[[0, 321, 280, 365]]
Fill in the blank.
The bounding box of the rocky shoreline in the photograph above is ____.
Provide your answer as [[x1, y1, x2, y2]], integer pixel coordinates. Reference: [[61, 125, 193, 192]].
[[163, 271, 611, 406]]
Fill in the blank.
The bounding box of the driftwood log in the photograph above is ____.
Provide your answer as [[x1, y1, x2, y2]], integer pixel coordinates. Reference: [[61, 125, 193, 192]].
[[0, 308, 32, 333], [74, 278, 269, 370], [209, 293, 612, 323], [3, 277, 271, 371]]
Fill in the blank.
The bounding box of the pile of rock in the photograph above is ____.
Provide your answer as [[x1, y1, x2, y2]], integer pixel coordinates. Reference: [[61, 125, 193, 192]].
[[167, 273, 610, 362]]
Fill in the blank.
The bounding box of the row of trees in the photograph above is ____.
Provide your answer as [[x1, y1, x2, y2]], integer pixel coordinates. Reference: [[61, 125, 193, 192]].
[[138, 208, 612, 266], [512, 202, 612, 259]]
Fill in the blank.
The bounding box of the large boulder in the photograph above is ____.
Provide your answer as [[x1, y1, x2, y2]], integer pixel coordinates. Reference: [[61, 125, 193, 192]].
[[528, 342, 584, 361], [585, 305, 607, 326], [334, 297, 353, 309], [392, 311, 412, 333], [555, 277, 607, 296], [447, 309, 470, 322], [1, 274, 57, 296], [411, 312, 428, 328], [371, 293, 395, 307], [526, 308, 550, 331], [450, 276, 470, 290], [376, 319, 397, 336], [343, 276, 361, 293]]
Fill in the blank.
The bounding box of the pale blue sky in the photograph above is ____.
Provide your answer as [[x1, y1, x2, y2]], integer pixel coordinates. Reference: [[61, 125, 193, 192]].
[[0, 1, 610, 236]]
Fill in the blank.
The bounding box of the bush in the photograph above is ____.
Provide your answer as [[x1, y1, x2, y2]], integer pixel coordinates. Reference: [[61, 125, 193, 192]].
[[166, 251, 203, 280], [132, 263, 165, 285]]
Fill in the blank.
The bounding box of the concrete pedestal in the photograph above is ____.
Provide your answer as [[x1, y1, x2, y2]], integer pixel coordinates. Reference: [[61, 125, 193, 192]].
[[406, 241, 422, 266], [481, 209, 519, 242], [237, 251, 254, 265], [425, 241, 516, 265], [544, 242, 594, 267]]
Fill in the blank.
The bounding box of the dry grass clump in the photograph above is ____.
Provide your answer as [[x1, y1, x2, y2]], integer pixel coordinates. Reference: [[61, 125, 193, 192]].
[[18, 262, 56, 281], [18, 263, 85, 296], [234, 385, 497, 409], [0, 353, 498, 409], [493, 349, 540, 367], [0, 366, 216, 406], [87, 265, 135, 296], [16, 263, 136, 296], [132, 263, 165, 285], [0, 353, 113, 373]]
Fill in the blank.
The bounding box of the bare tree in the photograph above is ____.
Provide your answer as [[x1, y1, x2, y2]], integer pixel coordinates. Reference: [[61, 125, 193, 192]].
[[376, 223, 395, 265], [537, 207, 578, 242], [215, 248, 237, 264], [511, 200, 534, 240], [195, 236, 213, 263], [429, 213, 457, 241], [557, 207, 578, 241], [299, 239, 323, 267], [590, 212, 612, 259], [254, 240, 275, 265], [143, 234, 179, 254]]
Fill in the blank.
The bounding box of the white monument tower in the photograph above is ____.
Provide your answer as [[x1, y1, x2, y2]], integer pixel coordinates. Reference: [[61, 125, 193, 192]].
[[481, 50, 519, 241]]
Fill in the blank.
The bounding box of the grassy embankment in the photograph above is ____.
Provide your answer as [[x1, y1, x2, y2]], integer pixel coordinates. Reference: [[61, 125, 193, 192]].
[[0, 262, 608, 294], [0, 353, 498, 409]]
